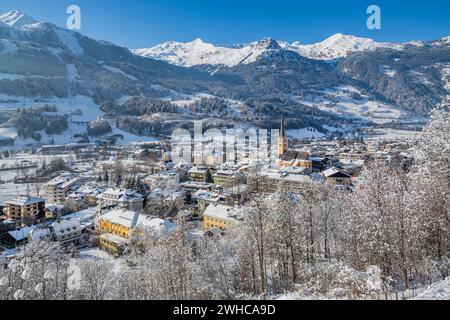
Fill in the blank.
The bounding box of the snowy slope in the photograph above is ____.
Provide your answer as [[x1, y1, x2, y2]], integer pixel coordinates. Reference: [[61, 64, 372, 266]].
[[134, 34, 407, 66], [411, 278, 450, 300]]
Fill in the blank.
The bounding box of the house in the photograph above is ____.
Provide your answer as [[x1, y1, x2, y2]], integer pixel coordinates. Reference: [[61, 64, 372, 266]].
[[97, 188, 144, 211], [5, 197, 46, 226], [45, 204, 65, 219], [3, 225, 37, 247], [323, 167, 352, 186], [249, 168, 312, 194], [43, 173, 89, 203], [143, 170, 180, 190], [98, 208, 177, 256], [192, 190, 229, 215], [67, 185, 106, 206], [203, 204, 243, 231], [188, 166, 211, 183], [179, 181, 216, 201], [213, 169, 246, 188], [51, 219, 82, 245], [339, 159, 365, 177]]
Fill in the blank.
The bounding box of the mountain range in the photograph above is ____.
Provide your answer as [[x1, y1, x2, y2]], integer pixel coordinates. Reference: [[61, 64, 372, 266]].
[[0, 10, 449, 145], [133, 34, 413, 66]]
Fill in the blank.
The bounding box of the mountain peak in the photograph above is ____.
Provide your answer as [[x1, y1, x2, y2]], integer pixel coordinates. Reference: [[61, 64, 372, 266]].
[[0, 10, 37, 28], [253, 38, 281, 50]]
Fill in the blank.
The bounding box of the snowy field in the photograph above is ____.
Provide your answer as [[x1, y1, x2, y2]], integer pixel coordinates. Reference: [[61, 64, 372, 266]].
[[363, 128, 422, 142], [286, 128, 325, 139], [295, 85, 423, 125]]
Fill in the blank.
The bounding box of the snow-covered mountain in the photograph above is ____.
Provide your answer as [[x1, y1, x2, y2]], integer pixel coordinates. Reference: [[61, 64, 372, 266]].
[[133, 37, 282, 67], [0, 10, 37, 28], [279, 33, 406, 60], [133, 34, 408, 66]]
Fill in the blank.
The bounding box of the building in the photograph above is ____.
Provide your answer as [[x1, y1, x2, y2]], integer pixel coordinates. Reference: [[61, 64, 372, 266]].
[[323, 167, 353, 186], [67, 185, 106, 206], [213, 169, 246, 188], [29, 219, 83, 245], [5, 197, 45, 226], [43, 173, 89, 203], [276, 116, 313, 170], [278, 115, 288, 158], [143, 170, 180, 190], [98, 208, 177, 255], [192, 190, 230, 215], [51, 219, 82, 245], [188, 167, 211, 183], [97, 188, 144, 211], [249, 168, 312, 194], [277, 150, 313, 170], [203, 204, 243, 231]]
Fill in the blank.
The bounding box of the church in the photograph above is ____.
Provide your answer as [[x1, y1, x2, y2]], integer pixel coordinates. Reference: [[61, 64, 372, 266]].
[[277, 115, 313, 170]]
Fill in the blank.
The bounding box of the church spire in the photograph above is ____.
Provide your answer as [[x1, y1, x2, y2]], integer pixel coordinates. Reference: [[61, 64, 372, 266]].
[[278, 114, 288, 157], [280, 114, 286, 138]]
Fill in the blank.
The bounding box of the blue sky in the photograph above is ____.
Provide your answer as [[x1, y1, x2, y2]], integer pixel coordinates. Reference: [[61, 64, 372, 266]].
[[0, 0, 449, 48]]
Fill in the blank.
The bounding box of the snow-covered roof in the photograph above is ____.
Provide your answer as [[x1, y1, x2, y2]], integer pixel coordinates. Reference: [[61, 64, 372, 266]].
[[203, 204, 243, 222], [139, 217, 178, 237], [62, 207, 98, 222], [8, 225, 36, 241], [29, 228, 52, 241], [189, 166, 209, 174], [99, 208, 139, 228], [323, 167, 352, 178], [5, 196, 45, 206], [259, 169, 312, 183], [99, 188, 144, 201], [52, 219, 81, 234], [192, 190, 224, 202], [46, 173, 84, 190], [99, 209, 178, 235]]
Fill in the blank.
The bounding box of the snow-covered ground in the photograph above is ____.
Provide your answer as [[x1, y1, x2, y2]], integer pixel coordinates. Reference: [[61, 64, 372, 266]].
[[0, 94, 103, 123], [363, 128, 422, 142], [286, 128, 325, 139], [295, 85, 419, 125], [0, 94, 158, 150], [411, 278, 450, 300]]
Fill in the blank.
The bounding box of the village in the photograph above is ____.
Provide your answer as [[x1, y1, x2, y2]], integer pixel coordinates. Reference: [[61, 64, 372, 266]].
[[0, 115, 414, 259]]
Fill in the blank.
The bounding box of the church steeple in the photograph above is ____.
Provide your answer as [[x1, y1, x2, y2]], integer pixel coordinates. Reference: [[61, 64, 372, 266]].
[[278, 114, 288, 157]]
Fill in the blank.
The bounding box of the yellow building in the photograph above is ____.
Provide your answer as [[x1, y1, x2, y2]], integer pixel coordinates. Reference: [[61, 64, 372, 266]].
[[203, 204, 243, 231], [98, 208, 139, 255], [98, 209, 177, 255], [5, 197, 46, 226]]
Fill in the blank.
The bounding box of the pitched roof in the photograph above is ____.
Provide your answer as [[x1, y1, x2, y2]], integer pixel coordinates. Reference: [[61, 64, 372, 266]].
[[281, 150, 310, 161], [323, 167, 352, 178]]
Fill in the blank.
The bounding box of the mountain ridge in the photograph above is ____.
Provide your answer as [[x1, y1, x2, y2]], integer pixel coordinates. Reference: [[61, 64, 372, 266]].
[[133, 33, 427, 66]]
